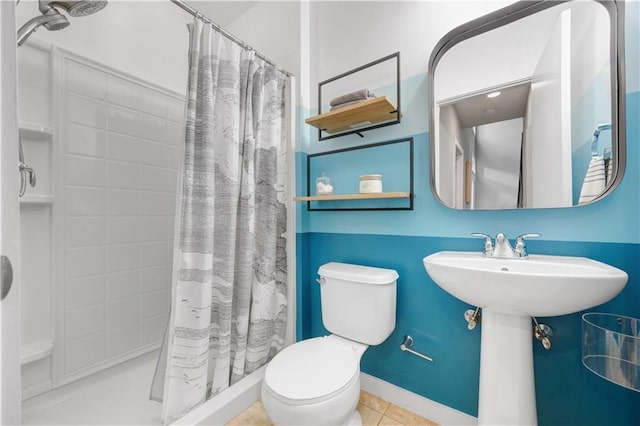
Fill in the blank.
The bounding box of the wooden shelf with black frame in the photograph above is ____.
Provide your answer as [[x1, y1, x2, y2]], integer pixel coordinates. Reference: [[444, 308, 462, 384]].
[[306, 52, 401, 141], [295, 137, 414, 211]]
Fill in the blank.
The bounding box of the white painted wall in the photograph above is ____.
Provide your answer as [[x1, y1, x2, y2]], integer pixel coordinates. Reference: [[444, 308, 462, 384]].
[[16, 0, 191, 94], [475, 118, 523, 210], [438, 109, 455, 206], [225, 1, 301, 79], [439, 105, 474, 208], [570, 1, 610, 108], [311, 1, 515, 108], [570, 1, 612, 154], [304, 0, 517, 156]]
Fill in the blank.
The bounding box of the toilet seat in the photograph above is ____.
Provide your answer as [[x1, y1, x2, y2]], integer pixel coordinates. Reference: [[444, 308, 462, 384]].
[[263, 337, 359, 406]]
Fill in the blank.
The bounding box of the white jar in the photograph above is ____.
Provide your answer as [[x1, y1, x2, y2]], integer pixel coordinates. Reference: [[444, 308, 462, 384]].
[[316, 174, 333, 195], [359, 174, 382, 193]]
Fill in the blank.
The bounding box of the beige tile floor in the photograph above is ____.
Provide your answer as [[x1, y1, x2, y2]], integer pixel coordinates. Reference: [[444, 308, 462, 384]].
[[227, 391, 438, 426]]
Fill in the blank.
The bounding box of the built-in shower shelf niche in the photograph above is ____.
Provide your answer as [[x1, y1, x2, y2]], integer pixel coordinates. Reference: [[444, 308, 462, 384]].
[[21, 339, 54, 365], [18, 121, 53, 198], [20, 195, 54, 205], [19, 122, 54, 140]]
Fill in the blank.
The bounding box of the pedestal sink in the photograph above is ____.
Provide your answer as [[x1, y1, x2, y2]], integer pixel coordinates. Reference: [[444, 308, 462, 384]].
[[423, 251, 628, 425]]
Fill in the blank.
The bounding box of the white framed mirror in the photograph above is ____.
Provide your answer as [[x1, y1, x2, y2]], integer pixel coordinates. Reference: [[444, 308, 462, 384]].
[[429, 0, 626, 210]]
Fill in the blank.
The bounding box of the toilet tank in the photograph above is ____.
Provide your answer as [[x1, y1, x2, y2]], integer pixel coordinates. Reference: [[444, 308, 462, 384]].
[[317, 262, 398, 345]]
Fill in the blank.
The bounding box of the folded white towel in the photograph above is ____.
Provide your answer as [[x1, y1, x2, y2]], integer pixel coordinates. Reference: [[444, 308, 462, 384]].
[[330, 89, 375, 107], [579, 157, 606, 205], [329, 97, 375, 111]]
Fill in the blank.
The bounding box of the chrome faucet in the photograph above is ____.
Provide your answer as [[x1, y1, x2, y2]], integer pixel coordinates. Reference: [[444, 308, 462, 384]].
[[493, 233, 513, 258], [472, 233, 541, 259]]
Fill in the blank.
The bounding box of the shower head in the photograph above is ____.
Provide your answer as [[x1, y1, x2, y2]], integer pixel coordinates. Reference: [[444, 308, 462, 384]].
[[17, 7, 69, 47], [43, 9, 71, 30], [39, 0, 108, 17], [17, 0, 107, 47]]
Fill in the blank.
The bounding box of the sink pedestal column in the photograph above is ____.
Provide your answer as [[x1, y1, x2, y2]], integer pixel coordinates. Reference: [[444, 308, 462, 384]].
[[478, 310, 537, 425]]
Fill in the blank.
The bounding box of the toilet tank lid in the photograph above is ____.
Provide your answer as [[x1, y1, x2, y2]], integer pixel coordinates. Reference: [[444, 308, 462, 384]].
[[318, 262, 399, 285]]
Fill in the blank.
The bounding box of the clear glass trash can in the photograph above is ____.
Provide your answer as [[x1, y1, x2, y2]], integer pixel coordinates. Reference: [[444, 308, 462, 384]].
[[582, 313, 640, 392]]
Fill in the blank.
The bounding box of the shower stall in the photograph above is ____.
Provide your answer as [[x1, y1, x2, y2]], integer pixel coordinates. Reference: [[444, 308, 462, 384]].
[[18, 33, 183, 426], [5, 1, 296, 424]]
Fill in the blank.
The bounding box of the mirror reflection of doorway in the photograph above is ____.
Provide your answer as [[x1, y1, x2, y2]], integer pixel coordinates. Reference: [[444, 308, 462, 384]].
[[475, 118, 523, 209], [431, 1, 615, 209]]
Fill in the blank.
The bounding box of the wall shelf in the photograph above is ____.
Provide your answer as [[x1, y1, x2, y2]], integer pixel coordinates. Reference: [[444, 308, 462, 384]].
[[294, 192, 410, 202], [19, 122, 54, 140], [20, 195, 54, 205], [21, 340, 54, 365], [305, 96, 399, 134], [303, 138, 413, 211], [313, 52, 401, 141]]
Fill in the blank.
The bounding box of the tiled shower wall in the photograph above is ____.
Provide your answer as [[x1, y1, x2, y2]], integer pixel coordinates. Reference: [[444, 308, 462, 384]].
[[60, 53, 184, 380]]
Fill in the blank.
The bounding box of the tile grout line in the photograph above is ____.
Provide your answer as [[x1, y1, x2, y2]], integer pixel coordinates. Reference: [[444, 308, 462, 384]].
[[227, 392, 437, 426], [358, 391, 408, 426]]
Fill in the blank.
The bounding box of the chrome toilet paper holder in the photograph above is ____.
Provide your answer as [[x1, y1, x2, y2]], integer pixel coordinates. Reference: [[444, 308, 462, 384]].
[[400, 335, 433, 362]]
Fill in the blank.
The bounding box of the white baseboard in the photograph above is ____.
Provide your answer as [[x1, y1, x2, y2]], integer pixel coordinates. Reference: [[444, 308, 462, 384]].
[[360, 373, 477, 426], [169, 367, 476, 426], [171, 365, 266, 426]]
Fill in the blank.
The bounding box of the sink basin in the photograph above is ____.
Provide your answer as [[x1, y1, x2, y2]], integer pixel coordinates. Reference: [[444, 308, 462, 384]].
[[422, 251, 628, 425], [423, 251, 628, 317]]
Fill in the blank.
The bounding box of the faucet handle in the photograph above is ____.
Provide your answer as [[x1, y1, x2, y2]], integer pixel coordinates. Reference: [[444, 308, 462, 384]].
[[471, 233, 493, 257], [514, 233, 541, 258], [471, 232, 492, 239], [516, 233, 541, 243]]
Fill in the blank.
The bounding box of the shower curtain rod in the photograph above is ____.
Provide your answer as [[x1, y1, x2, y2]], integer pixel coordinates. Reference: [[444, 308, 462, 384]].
[[170, 0, 293, 77]]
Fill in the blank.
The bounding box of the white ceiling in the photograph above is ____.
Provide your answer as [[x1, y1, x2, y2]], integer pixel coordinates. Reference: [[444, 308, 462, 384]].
[[449, 82, 531, 128], [184, 1, 258, 27]]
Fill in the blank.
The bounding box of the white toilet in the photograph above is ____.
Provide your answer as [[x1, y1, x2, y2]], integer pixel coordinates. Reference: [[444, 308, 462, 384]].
[[262, 262, 398, 425]]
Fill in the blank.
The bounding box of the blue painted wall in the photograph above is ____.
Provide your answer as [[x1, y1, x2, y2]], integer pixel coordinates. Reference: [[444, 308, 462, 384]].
[[299, 233, 640, 424], [296, 2, 640, 424]]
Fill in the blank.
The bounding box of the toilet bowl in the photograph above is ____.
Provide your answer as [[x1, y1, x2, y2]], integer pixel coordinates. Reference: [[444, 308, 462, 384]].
[[261, 262, 398, 426], [262, 335, 367, 425]]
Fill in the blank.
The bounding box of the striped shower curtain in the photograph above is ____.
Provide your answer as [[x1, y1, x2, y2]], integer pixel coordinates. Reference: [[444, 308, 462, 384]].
[[151, 18, 289, 424]]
